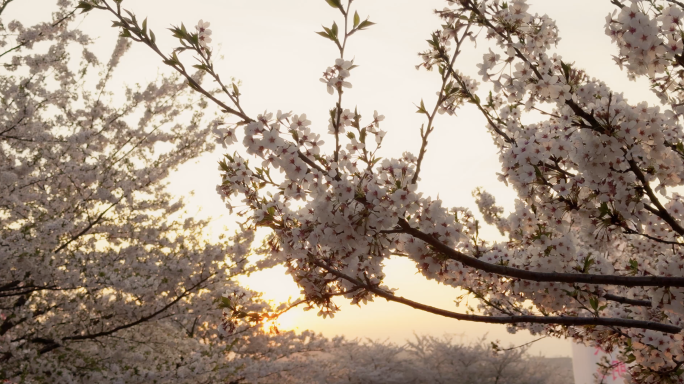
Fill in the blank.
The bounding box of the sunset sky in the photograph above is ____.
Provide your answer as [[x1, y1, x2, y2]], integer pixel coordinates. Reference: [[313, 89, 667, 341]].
[[10, 0, 660, 357]]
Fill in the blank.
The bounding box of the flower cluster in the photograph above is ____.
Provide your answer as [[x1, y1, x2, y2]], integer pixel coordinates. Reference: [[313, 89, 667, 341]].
[[93, 0, 684, 382], [215, 0, 684, 381], [260, 335, 568, 384], [0, 4, 327, 383], [434, 0, 684, 381], [606, 2, 684, 115], [196, 19, 212, 48], [320, 58, 354, 95]]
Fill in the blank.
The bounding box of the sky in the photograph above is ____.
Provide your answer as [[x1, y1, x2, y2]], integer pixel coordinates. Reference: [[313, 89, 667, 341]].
[[7, 0, 662, 358]]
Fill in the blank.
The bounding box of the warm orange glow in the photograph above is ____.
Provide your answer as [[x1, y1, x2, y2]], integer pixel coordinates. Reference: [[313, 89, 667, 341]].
[[262, 309, 301, 334], [153, 0, 635, 358]]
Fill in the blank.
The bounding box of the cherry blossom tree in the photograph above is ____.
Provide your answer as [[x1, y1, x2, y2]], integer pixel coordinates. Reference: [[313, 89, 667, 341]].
[[0, 2, 329, 383], [263, 335, 569, 384], [86, 0, 684, 382]]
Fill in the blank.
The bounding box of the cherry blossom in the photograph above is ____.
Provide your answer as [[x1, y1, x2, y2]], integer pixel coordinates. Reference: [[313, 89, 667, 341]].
[[91, 0, 684, 382], [263, 335, 567, 384], [196, 19, 212, 47], [0, 3, 325, 383]]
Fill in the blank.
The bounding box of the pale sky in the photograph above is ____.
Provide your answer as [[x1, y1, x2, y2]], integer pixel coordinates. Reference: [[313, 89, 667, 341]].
[[8, 0, 660, 357]]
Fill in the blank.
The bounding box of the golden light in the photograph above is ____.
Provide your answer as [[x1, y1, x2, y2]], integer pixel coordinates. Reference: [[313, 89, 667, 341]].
[[261, 309, 301, 334]]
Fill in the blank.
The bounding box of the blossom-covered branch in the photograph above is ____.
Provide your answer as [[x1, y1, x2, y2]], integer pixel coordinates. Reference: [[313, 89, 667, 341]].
[[312, 259, 682, 334], [90, 0, 684, 381]]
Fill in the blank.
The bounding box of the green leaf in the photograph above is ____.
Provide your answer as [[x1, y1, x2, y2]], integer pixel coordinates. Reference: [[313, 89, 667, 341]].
[[169, 26, 183, 39], [533, 165, 542, 180], [331, 22, 338, 38], [219, 297, 233, 309], [357, 19, 375, 30], [325, 0, 342, 8], [589, 296, 599, 311], [628, 259, 638, 275], [141, 17, 147, 36], [316, 31, 334, 41], [353, 11, 360, 28], [149, 30, 156, 43], [123, 9, 136, 24], [416, 99, 427, 114], [232, 83, 240, 96], [581, 254, 595, 273], [218, 161, 230, 172], [560, 60, 571, 81], [76, 1, 94, 13]]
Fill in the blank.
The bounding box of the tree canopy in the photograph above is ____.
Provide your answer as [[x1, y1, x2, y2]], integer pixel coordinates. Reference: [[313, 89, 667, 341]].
[[7, 0, 684, 382], [0, 2, 326, 382]]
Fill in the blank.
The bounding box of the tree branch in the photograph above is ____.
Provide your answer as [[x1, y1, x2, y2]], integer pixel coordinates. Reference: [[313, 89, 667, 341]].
[[412, 22, 472, 185], [603, 293, 651, 307], [52, 196, 122, 254], [98, 0, 327, 178], [313, 260, 682, 334], [461, 0, 684, 239], [628, 159, 684, 236], [396, 218, 684, 287], [0, 8, 77, 60], [33, 274, 213, 355]]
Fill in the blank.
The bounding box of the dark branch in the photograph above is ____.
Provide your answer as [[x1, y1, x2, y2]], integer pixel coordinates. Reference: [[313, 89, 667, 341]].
[[603, 294, 651, 307], [397, 218, 684, 287], [628, 159, 684, 236], [32, 275, 213, 355], [313, 260, 682, 334]]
